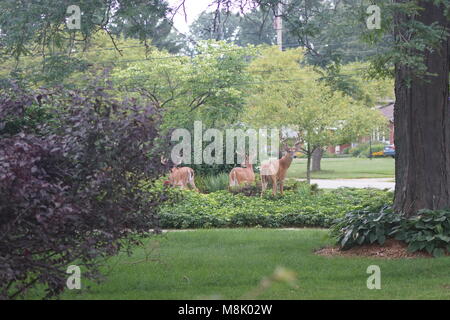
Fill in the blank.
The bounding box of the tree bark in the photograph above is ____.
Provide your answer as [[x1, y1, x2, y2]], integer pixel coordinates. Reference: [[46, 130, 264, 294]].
[[394, 0, 450, 216], [312, 148, 323, 172], [306, 145, 315, 184], [306, 153, 312, 184]]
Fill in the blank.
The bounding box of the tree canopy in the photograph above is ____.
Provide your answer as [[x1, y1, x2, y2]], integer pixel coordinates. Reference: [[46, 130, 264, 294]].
[[244, 46, 387, 181]]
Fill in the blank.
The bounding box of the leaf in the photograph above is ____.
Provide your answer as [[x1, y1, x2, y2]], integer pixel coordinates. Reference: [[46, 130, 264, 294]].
[[408, 242, 422, 253], [436, 234, 450, 242], [341, 230, 353, 248], [433, 248, 445, 258], [377, 234, 386, 245]]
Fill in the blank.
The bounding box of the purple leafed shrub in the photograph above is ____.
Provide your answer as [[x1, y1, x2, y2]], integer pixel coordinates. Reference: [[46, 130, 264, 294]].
[[0, 81, 170, 299]]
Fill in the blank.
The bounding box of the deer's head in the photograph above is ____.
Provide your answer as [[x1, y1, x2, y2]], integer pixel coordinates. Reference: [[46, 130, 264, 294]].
[[283, 141, 302, 159]]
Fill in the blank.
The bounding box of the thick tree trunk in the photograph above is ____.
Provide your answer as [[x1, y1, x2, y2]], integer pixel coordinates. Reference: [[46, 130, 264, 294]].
[[394, 0, 450, 216], [312, 148, 323, 172]]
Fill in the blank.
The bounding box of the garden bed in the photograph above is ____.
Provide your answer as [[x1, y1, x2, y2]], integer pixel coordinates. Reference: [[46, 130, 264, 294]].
[[158, 188, 393, 229], [315, 239, 433, 259]]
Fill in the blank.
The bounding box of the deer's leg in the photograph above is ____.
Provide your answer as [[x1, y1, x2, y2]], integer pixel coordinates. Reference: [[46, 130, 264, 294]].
[[271, 176, 277, 196], [187, 171, 198, 192], [190, 180, 198, 192], [280, 180, 285, 195], [261, 176, 268, 197]]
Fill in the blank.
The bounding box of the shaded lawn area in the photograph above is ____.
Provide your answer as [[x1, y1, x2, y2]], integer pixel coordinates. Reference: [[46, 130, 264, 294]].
[[287, 158, 395, 180], [59, 229, 450, 300]]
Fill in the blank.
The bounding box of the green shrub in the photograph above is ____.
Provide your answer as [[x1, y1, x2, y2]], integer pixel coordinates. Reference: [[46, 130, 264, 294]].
[[349, 142, 386, 158], [362, 144, 386, 158], [159, 188, 393, 229], [394, 209, 450, 257], [228, 180, 318, 197], [196, 173, 230, 193], [331, 207, 450, 257], [331, 207, 401, 249]]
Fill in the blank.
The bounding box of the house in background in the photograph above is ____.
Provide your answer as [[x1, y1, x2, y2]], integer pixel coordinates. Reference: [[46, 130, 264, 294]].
[[328, 101, 395, 154], [377, 102, 395, 145]]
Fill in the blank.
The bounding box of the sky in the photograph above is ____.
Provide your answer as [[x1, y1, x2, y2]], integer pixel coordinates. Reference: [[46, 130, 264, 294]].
[[168, 0, 214, 34]]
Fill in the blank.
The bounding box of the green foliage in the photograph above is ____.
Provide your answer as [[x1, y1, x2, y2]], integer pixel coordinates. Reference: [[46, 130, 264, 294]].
[[159, 188, 393, 229], [332, 207, 450, 257], [245, 47, 388, 157], [113, 41, 258, 130], [394, 209, 450, 258], [331, 207, 400, 250], [363, 0, 450, 79], [0, 0, 176, 60], [349, 142, 386, 158], [0, 101, 55, 136], [196, 173, 230, 193], [190, 8, 276, 46]]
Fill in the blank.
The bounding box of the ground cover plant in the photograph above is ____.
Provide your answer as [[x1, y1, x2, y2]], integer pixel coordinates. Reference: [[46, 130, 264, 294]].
[[158, 187, 393, 229], [332, 208, 450, 257]]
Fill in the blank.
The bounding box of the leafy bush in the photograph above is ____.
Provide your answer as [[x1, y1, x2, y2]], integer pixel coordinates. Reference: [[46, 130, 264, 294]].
[[331, 207, 401, 249], [159, 188, 393, 229], [331, 207, 450, 257], [0, 81, 170, 299], [228, 180, 318, 197], [349, 142, 386, 158], [394, 209, 450, 257]]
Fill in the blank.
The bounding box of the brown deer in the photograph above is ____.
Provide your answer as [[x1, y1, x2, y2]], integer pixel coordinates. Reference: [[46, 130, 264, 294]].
[[229, 154, 256, 187], [260, 142, 301, 197], [169, 167, 198, 191], [162, 157, 198, 191]]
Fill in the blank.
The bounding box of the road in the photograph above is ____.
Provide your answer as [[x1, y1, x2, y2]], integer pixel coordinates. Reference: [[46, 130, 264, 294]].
[[295, 178, 395, 191]]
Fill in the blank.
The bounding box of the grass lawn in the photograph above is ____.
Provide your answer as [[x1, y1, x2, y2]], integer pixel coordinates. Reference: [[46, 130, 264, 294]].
[[59, 229, 450, 300], [288, 157, 395, 180]]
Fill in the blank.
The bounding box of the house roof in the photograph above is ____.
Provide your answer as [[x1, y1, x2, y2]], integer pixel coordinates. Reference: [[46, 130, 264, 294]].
[[378, 103, 394, 122]]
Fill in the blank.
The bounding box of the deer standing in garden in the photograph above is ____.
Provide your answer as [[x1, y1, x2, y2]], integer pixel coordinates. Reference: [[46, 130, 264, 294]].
[[229, 154, 256, 187], [162, 158, 198, 191], [260, 142, 301, 197]]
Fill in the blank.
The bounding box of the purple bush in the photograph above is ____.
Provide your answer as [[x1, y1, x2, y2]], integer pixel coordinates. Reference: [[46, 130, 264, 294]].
[[0, 82, 170, 299]]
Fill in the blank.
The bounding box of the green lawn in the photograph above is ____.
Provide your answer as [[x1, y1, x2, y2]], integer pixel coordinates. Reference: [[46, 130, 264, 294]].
[[288, 157, 395, 180], [59, 229, 450, 300]]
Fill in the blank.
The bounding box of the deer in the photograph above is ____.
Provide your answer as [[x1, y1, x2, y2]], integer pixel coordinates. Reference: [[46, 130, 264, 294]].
[[229, 154, 256, 187], [162, 157, 198, 191], [260, 141, 301, 197]]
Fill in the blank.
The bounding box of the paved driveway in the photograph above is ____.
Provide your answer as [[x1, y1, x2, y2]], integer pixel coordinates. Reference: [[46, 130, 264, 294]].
[[295, 178, 395, 191]]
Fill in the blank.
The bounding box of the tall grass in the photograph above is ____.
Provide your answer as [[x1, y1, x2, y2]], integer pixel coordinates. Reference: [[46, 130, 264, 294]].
[[196, 173, 230, 193]]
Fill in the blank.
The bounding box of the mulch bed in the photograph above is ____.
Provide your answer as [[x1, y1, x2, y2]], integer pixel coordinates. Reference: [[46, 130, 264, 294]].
[[315, 239, 433, 259]]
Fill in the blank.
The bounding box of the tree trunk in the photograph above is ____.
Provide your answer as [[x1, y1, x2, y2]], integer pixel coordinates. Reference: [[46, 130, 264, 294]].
[[306, 153, 312, 184], [312, 148, 323, 172], [394, 0, 450, 216], [306, 145, 313, 184]]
